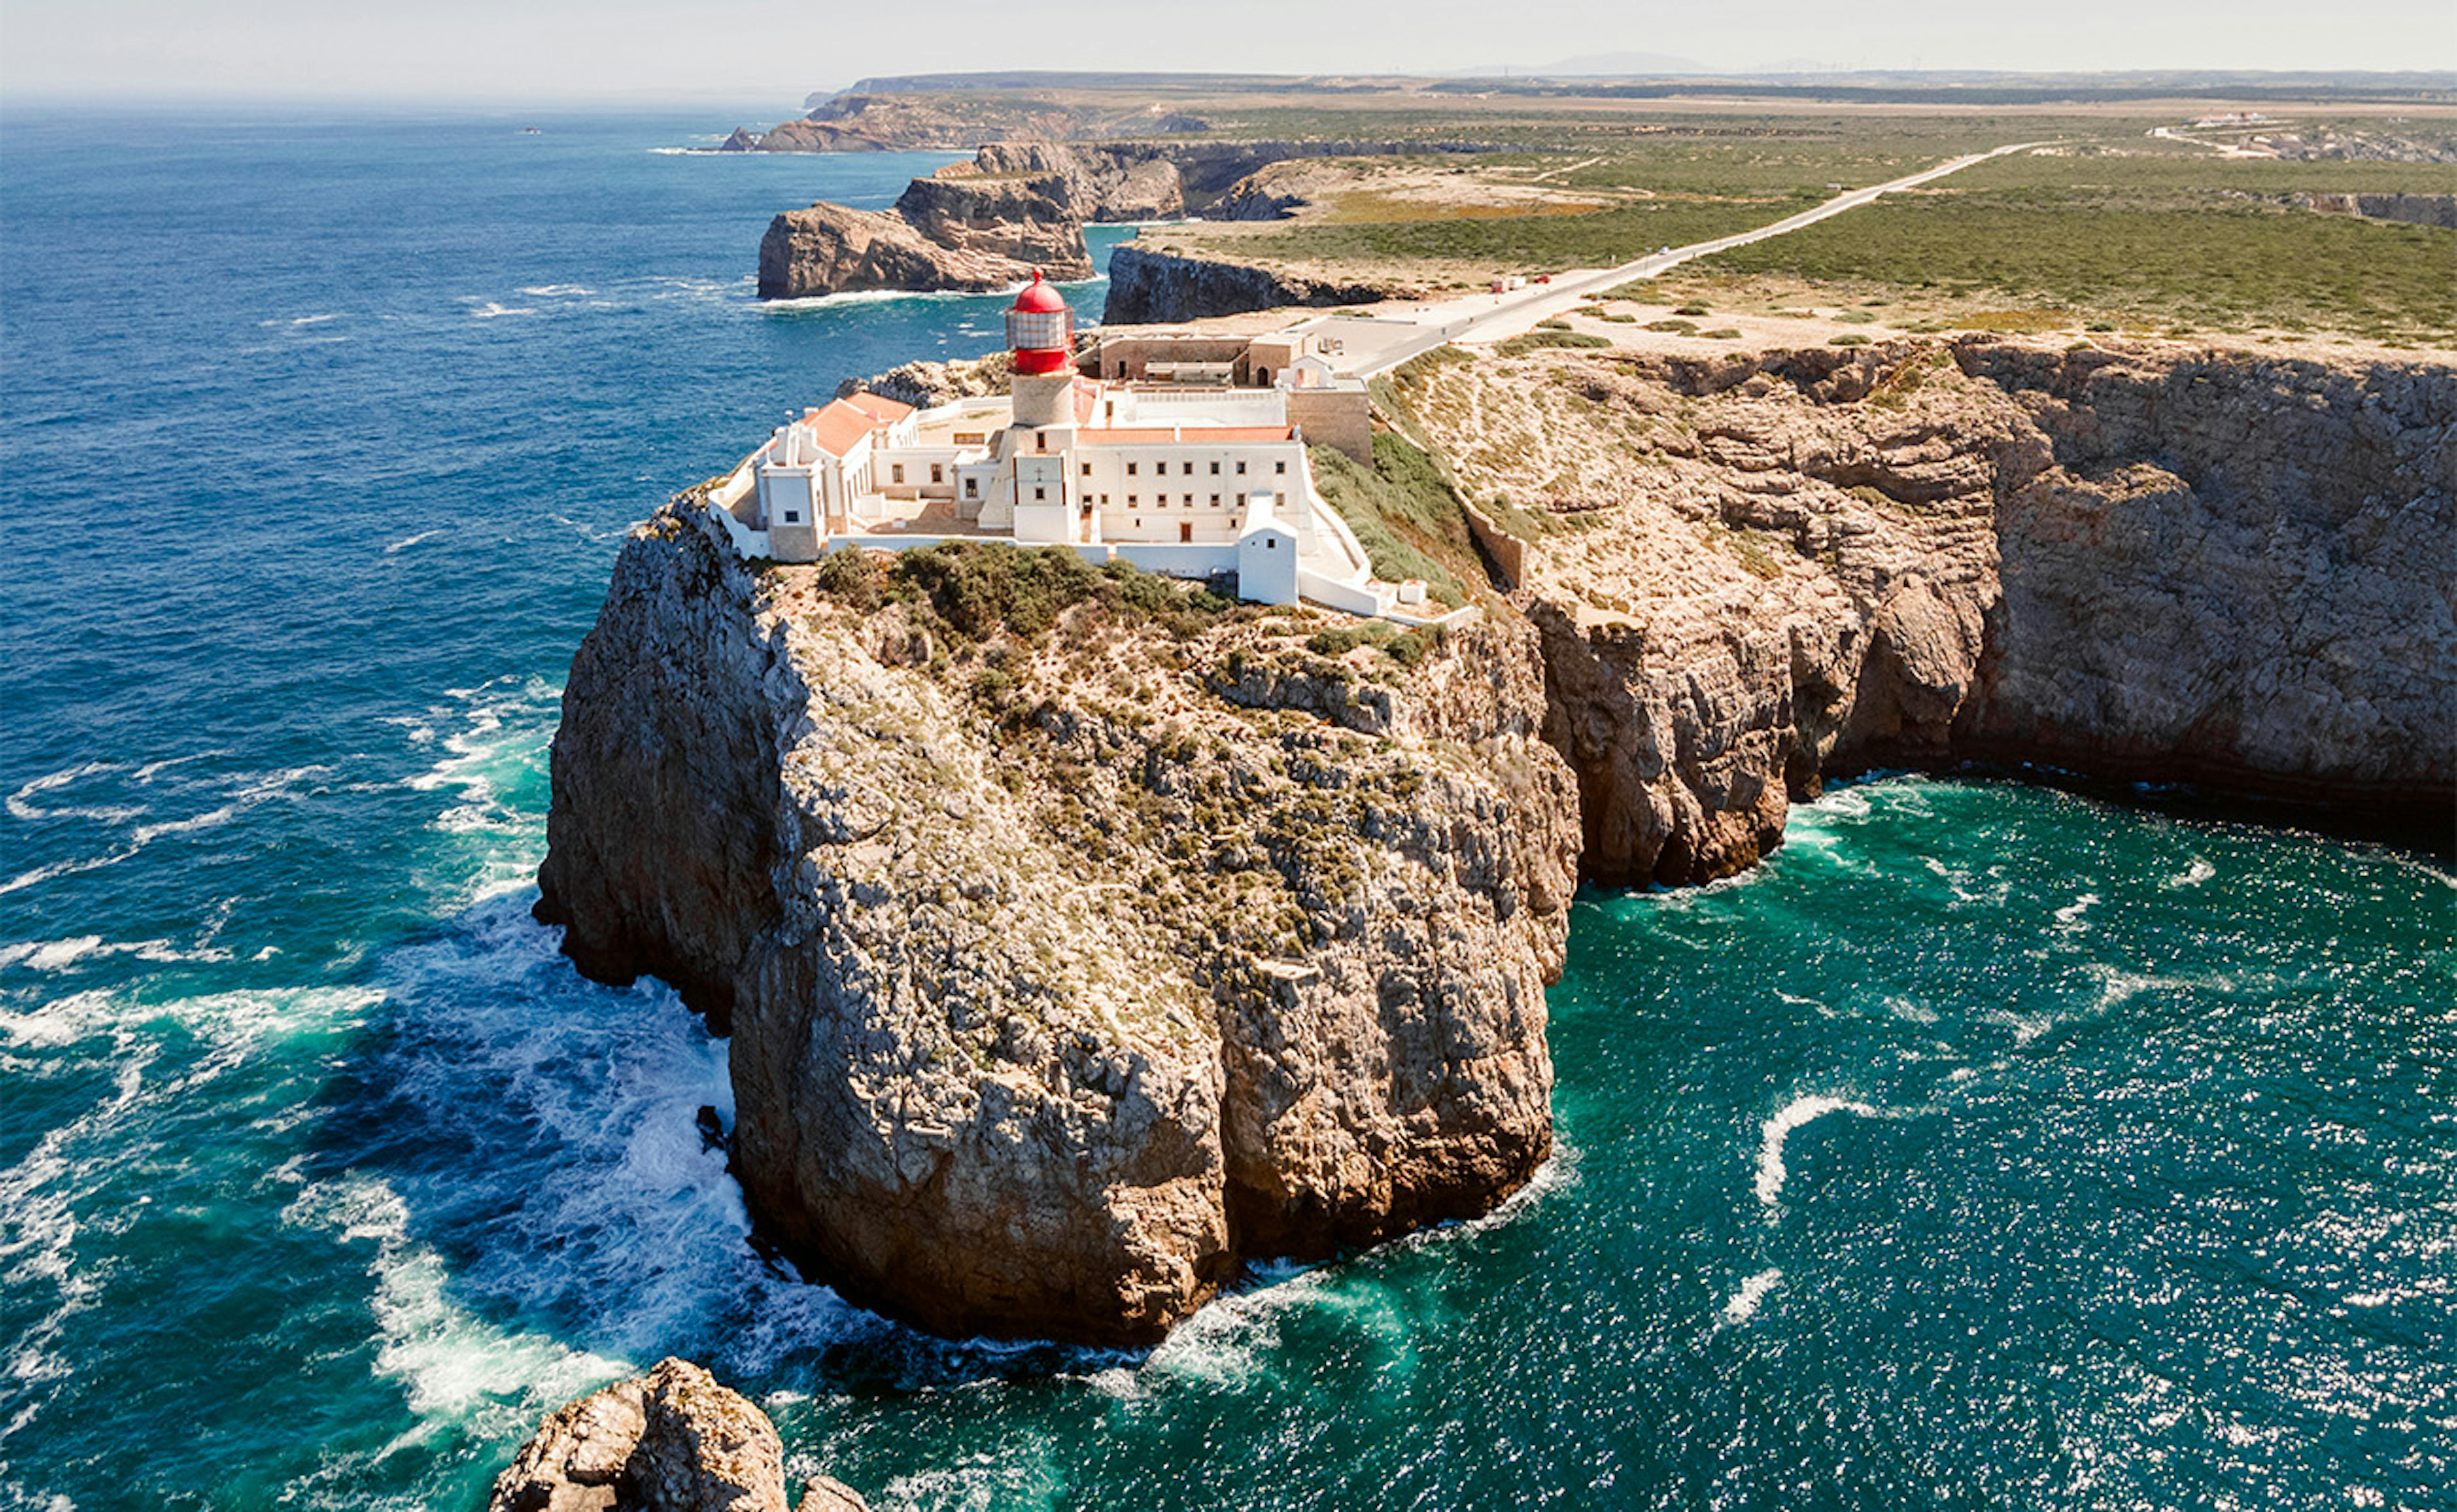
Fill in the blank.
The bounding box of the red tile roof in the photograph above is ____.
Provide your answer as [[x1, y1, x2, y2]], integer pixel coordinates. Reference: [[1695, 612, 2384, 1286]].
[[840, 391, 914, 426], [804, 402, 875, 458], [802, 391, 915, 457]]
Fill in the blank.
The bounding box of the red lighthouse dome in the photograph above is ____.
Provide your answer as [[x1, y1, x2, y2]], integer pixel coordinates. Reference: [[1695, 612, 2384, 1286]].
[[1006, 269, 1074, 375]]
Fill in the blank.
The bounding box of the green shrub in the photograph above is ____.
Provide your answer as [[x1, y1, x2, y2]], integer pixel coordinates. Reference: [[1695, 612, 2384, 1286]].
[[1644, 319, 1698, 333], [1493, 330, 1611, 356], [1673, 301, 1712, 315], [816, 541, 1233, 642], [1309, 434, 1483, 607], [1829, 333, 1872, 346]]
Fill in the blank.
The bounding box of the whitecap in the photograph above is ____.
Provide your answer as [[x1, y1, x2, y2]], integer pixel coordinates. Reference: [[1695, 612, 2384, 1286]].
[[285, 1172, 630, 1446], [1721, 1267, 1783, 1323], [133, 752, 219, 783], [0, 846, 141, 898], [2165, 859, 2216, 889], [0, 935, 232, 974], [384, 529, 445, 555], [1754, 1095, 1879, 1207], [129, 804, 237, 845], [467, 303, 536, 320], [6, 763, 138, 824], [1885, 997, 1939, 1024], [518, 285, 594, 298], [2054, 892, 2099, 927]]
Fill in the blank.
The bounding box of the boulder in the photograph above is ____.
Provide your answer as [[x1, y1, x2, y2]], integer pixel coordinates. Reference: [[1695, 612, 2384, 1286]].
[[488, 1358, 868, 1512]]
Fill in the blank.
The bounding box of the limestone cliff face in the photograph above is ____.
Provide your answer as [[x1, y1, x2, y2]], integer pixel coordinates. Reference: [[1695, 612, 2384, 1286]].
[[756, 139, 1499, 299], [538, 520, 1578, 1344], [1101, 244, 1399, 324], [756, 193, 1090, 301], [1388, 337, 2453, 884]]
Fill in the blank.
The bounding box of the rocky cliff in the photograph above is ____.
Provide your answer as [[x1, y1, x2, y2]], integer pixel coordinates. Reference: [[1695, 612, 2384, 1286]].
[[489, 1357, 867, 1512], [1382, 336, 2454, 884], [757, 174, 1093, 299], [537, 528, 1578, 1344], [2294, 191, 2457, 229], [757, 139, 1495, 299], [1101, 244, 1400, 324]]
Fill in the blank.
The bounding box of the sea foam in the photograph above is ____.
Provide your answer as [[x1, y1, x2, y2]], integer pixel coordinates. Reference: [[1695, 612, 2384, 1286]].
[[1754, 1095, 1879, 1207], [1722, 1268, 1783, 1323]]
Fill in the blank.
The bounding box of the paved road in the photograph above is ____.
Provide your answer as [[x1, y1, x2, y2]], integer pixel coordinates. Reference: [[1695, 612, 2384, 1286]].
[[1337, 141, 2053, 376]]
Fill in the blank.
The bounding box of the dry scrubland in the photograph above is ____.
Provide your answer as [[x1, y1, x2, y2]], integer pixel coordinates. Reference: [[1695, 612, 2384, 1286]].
[[1111, 100, 2454, 348]]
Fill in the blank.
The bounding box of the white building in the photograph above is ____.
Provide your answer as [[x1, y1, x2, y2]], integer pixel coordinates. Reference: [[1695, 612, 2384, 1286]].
[[699, 273, 1438, 622]]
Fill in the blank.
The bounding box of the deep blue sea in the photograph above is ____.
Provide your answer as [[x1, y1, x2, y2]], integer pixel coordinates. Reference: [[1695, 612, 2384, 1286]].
[[2, 109, 2451, 1512]]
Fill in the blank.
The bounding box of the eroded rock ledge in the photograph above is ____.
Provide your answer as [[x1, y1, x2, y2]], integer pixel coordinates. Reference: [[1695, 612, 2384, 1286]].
[[537, 535, 1578, 1344]]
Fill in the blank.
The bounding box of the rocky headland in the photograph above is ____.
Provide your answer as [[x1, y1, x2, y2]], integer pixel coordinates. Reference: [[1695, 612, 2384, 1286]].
[[756, 140, 1486, 300], [537, 527, 1577, 1343], [536, 332, 2449, 1350]]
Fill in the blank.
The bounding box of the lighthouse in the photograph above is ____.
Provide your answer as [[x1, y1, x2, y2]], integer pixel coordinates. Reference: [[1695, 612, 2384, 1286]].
[[1006, 270, 1076, 428]]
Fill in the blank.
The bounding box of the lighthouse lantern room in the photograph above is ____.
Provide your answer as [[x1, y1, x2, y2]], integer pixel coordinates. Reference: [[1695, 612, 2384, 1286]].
[[1005, 270, 1073, 374]]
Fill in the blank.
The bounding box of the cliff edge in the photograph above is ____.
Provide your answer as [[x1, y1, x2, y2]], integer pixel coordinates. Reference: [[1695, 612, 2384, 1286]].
[[537, 528, 1577, 1344], [1381, 335, 2454, 883]]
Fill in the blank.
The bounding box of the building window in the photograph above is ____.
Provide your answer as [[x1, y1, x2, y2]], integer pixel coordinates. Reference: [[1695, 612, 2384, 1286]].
[[1128, 494, 1138, 505], [1081, 493, 1092, 506], [964, 479, 978, 498], [930, 464, 943, 484], [1081, 463, 1091, 477], [1033, 486, 1046, 500], [1183, 494, 1193, 505], [1275, 461, 1287, 474], [1209, 460, 1220, 475], [1266, 538, 1276, 549], [891, 465, 904, 484], [1101, 493, 1109, 505], [783, 510, 800, 523], [1210, 494, 1221, 506], [1127, 462, 1137, 475], [1236, 461, 1246, 475]]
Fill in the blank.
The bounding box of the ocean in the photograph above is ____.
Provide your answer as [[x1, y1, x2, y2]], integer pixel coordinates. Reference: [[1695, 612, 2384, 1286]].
[[1, 108, 2449, 1512]]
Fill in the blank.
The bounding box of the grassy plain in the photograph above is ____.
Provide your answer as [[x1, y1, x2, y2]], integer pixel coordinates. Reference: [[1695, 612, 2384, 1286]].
[[1109, 91, 2457, 344]]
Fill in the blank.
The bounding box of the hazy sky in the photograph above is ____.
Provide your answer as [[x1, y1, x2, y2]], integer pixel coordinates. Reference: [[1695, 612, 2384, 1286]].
[[3, 0, 2449, 106]]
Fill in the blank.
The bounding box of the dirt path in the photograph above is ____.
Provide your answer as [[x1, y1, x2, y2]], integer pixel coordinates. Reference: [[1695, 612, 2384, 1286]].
[[1346, 141, 2055, 374]]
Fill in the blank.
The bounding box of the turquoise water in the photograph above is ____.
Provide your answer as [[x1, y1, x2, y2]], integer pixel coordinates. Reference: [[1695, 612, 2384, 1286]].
[[3, 111, 2451, 1512]]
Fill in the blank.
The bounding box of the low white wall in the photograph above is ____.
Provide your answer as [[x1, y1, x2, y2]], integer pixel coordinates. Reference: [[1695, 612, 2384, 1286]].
[[701, 500, 771, 560], [1298, 568, 1382, 617]]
